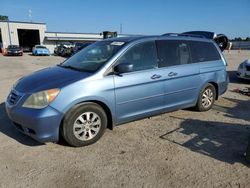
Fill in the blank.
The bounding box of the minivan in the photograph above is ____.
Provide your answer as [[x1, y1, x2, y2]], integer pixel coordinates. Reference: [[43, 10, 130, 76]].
[[5, 35, 229, 147]]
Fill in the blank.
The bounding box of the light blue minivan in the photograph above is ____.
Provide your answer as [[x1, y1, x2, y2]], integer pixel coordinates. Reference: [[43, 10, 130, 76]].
[[5, 35, 229, 147]]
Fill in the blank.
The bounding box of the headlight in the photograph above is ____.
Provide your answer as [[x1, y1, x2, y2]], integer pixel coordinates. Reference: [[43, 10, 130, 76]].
[[22, 88, 60, 109]]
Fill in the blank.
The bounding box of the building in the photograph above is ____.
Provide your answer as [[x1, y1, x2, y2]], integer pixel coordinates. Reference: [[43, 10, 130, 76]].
[[0, 20, 129, 53]]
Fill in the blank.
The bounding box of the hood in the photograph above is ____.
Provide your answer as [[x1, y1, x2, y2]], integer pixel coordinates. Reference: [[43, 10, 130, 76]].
[[8, 48, 21, 51], [15, 66, 92, 93]]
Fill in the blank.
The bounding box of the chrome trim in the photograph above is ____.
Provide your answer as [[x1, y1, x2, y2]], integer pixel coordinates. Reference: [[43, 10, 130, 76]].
[[6, 89, 24, 107]]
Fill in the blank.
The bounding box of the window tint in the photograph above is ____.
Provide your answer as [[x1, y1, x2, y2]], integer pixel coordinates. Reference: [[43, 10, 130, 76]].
[[189, 41, 221, 63], [156, 40, 190, 68], [117, 41, 158, 72]]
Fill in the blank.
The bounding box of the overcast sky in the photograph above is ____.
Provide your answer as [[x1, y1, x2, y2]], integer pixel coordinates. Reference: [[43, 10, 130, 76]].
[[1, 0, 250, 39]]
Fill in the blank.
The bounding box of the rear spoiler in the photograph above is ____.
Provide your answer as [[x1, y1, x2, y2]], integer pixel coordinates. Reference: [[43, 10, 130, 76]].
[[182, 31, 229, 51]]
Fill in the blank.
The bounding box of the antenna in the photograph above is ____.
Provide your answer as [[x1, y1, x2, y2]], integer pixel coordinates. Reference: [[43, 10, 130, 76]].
[[28, 9, 32, 22], [120, 23, 123, 34]]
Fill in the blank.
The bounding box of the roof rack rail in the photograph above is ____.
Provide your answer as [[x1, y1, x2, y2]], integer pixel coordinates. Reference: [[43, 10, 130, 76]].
[[162, 33, 206, 39]]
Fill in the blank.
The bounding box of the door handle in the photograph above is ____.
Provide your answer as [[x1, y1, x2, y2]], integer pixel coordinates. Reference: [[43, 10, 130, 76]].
[[151, 74, 162, 79], [168, 72, 178, 77]]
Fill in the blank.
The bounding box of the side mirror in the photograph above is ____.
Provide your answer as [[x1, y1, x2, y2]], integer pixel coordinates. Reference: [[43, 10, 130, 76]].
[[114, 63, 133, 74]]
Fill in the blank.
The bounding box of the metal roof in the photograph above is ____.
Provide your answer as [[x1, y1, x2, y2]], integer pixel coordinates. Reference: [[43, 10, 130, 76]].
[[45, 31, 101, 35], [0, 20, 46, 25], [45, 36, 101, 41]]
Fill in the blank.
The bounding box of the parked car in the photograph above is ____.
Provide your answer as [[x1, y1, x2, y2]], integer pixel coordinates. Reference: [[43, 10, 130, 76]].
[[54, 42, 74, 56], [0, 42, 3, 53], [32, 45, 50, 56], [5, 34, 229, 147], [61, 47, 74, 57], [6, 45, 23, 56], [22, 46, 32, 52], [73, 42, 92, 54], [237, 59, 250, 80]]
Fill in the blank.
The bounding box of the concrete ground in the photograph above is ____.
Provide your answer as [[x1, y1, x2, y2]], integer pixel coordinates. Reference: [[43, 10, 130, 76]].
[[0, 51, 249, 188]]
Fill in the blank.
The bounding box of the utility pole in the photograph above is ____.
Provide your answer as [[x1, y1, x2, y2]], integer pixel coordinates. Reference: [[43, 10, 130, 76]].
[[29, 9, 32, 22]]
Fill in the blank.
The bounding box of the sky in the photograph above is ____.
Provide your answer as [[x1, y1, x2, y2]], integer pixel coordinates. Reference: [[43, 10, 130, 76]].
[[1, 0, 250, 39]]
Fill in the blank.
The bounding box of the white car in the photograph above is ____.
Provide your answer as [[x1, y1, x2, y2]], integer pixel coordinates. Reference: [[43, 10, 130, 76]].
[[237, 59, 250, 80]]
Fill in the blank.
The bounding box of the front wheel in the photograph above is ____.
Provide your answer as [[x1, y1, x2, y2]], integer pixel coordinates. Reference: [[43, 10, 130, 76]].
[[195, 84, 216, 111], [61, 103, 107, 147]]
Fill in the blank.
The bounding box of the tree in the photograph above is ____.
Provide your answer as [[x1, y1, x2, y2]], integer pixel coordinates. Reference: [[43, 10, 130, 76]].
[[0, 15, 9, 21], [233, 37, 243, 41], [245, 37, 250, 41]]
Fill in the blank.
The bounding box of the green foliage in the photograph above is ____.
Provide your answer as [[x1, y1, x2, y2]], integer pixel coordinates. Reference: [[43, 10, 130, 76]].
[[0, 15, 9, 21], [231, 37, 250, 41]]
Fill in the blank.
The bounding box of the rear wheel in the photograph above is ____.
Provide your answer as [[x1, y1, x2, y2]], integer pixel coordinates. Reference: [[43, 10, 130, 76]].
[[61, 103, 107, 147], [195, 84, 216, 111]]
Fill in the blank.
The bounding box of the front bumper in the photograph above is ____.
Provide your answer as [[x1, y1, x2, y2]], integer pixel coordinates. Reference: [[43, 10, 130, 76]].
[[34, 51, 50, 55], [237, 71, 250, 80], [7, 51, 22, 56], [5, 102, 64, 143]]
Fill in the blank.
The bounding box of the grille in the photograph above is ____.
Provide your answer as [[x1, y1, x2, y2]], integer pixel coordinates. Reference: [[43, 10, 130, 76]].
[[246, 65, 250, 71], [7, 90, 21, 106]]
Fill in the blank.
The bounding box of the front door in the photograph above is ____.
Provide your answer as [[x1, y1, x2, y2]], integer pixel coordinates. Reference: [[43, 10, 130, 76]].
[[113, 41, 165, 124]]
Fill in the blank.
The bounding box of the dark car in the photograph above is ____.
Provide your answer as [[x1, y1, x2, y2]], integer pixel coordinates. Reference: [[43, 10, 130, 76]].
[[22, 46, 32, 52], [61, 47, 74, 57], [54, 42, 74, 56], [73, 42, 92, 54], [6, 45, 23, 56], [182, 31, 229, 51]]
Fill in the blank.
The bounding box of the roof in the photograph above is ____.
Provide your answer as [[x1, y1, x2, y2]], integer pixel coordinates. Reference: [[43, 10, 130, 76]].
[[45, 31, 101, 35], [45, 36, 102, 41], [0, 20, 46, 25], [104, 36, 151, 42], [104, 35, 212, 43]]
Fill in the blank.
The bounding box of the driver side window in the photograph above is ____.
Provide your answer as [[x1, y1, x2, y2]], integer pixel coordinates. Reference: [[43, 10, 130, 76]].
[[116, 41, 158, 72]]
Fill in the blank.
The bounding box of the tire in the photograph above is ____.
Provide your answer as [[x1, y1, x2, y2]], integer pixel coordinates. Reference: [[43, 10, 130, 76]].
[[195, 84, 216, 112], [61, 102, 107, 147], [246, 136, 250, 163]]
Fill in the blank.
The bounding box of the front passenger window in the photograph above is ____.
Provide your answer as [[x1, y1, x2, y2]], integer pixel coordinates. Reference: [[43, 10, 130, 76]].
[[116, 41, 158, 72]]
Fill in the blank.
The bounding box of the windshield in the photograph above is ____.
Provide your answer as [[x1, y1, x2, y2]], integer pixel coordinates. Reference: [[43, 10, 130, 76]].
[[61, 41, 126, 72], [8, 45, 19, 49], [36, 46, 46, 49]]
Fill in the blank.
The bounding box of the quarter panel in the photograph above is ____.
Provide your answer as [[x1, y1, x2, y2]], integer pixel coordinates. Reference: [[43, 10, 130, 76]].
[[198, 60, 228, 96]]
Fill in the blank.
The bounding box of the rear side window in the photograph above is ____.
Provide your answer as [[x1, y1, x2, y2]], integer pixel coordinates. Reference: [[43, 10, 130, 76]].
[[156, 40, 190, 68], [189, 41, 221, 63]]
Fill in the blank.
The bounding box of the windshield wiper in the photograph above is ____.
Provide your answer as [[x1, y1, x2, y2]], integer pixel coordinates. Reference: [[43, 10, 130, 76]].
[[57, 64, 82, 72]]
